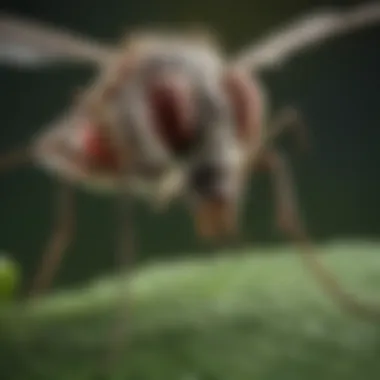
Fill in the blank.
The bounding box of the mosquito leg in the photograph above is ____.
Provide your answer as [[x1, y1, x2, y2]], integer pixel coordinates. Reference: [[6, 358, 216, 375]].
[[265, 106, 310, 152], [96, 117, 137, 378], [29, 180, 75, 297], [261, 148, 380, 321], [100, 186, 135, 377], [230, 106, 309, 251]]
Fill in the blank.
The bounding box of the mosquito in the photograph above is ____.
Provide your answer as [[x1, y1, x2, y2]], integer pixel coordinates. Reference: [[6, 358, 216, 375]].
[[0, 2, 380, 323]]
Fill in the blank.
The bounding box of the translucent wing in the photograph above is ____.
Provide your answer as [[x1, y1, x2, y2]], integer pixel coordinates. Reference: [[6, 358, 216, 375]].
[[233, 2, 380, 71], [0, 13, 116, 68]]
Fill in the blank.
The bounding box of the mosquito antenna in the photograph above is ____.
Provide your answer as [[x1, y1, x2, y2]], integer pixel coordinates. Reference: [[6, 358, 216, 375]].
[[29, 180, 75, 297]]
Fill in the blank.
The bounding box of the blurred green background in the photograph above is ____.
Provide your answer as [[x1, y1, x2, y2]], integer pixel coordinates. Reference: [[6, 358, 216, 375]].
[[0, 0, 379, 291], [1, 2, 380, 380]]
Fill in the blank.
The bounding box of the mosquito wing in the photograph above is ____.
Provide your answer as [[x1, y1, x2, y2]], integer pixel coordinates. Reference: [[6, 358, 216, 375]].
[[0, 13, 116, 68], [233, 2, 380, 72]]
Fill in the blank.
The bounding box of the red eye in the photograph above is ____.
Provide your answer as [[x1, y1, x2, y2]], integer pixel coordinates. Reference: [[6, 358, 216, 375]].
[[147, 75, 197, 155], [222, 70, 262, 144], [81, 122, 119, 170]]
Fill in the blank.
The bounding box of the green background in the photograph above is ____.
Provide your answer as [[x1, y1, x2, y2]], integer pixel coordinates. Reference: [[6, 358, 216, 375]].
[[0, 0, 379, 290]]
